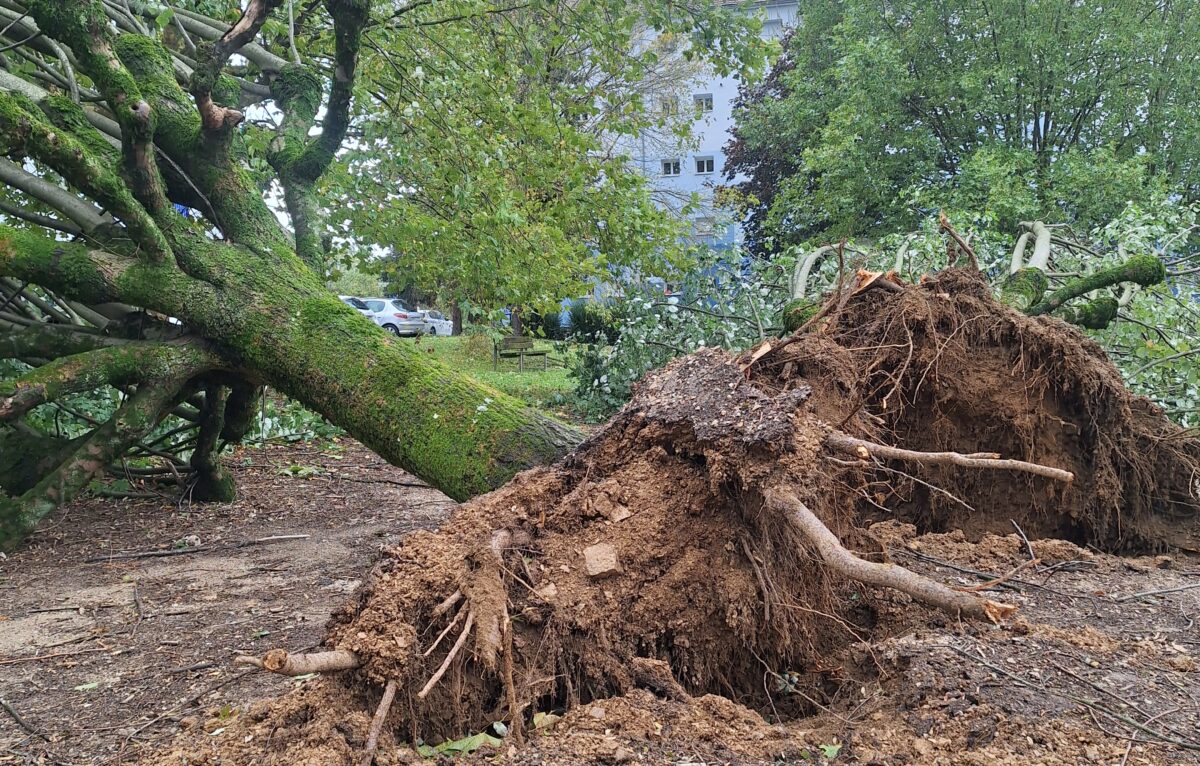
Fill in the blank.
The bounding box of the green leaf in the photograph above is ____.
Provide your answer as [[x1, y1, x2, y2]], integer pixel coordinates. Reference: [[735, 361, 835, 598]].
[[820, 742, 842, 759]]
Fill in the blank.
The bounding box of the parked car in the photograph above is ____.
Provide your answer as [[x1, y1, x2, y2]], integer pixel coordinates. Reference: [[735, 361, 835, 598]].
[[362, 297, 426, 336], [339, 295, 372, 316], [421, 309, 453, 336]]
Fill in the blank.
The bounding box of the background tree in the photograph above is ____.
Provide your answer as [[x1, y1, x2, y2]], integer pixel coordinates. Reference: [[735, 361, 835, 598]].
[[0, 0, 760, 547], [724, 0, 1200, 252], [326, 3, 764, 317]]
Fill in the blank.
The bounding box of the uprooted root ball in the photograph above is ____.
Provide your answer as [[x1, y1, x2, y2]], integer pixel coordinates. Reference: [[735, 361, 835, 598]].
[[145, 269, 1200, 764]]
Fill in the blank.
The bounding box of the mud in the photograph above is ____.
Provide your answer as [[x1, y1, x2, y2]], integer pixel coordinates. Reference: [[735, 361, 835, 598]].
[[139, 270, 1200, 764]]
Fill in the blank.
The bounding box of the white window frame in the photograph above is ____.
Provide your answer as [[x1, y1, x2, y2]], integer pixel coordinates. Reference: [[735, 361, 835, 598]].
[[694, 93, 714, 114], [661, 159, 682, 176], [695, 156, 715, 174]]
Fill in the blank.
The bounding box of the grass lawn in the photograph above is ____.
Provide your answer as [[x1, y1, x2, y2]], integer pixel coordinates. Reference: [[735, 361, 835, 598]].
[[405, 334, 576, 414]]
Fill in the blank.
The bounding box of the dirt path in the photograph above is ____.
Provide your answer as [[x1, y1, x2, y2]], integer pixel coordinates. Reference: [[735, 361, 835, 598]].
[[0, 440, 453, 766]]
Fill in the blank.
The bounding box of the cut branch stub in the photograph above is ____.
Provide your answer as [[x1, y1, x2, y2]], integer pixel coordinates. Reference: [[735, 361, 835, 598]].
[[825, 432, 1074, 483], [235, 648, 361, 675], [765, 486, 1017, 623]]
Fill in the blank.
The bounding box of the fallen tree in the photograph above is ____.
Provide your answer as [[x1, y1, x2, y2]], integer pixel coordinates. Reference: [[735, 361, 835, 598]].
[[0, 0, 586, 547], [147, 268, 1200, 765]]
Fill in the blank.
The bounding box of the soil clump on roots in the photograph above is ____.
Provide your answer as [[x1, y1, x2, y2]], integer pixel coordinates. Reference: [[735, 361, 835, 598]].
[[144, 270, 1200, 765]]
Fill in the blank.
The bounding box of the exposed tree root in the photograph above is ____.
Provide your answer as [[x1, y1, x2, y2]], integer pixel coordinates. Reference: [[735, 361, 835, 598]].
[[359, 678, 398, 766], [825, 433, 1074, 483], [418, 611, 474, 699], [765, 486, 1017, 623], [235, 649, 361, 675]]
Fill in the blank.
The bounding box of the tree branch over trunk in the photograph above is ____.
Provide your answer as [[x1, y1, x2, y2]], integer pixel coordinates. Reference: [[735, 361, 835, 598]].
[[25, 1, 175, 251], [190, 0, 283, 136], [1, 360, 207, 547], [267, 0, 371, 269], [0, 341, 217, 424]]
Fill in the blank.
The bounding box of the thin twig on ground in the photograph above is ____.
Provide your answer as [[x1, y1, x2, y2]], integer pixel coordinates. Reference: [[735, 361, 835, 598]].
[[85, 534, 311, 563], [1113, 582, 1200, 603], [949, 645, 1200, 751], [1, 698, 48, 741], [955, 558, 1041, 593], [0, 648, 106, 666], [1011, 520, 1039, 564]]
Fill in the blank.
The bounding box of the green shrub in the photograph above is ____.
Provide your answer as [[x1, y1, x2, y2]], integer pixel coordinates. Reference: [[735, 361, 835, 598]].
[[567, 301, 617, 344]]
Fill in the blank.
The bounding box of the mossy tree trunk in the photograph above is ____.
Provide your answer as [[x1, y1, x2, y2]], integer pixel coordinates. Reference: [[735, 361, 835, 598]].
[[0, 1, 582, 547]]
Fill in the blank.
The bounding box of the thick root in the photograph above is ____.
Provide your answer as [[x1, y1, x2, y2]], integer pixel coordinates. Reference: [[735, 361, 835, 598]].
[[766, 486, 1017, 623]]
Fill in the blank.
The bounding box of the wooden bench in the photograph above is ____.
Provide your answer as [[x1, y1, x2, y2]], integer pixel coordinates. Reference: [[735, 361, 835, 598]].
[[493, 335, 549, 371]]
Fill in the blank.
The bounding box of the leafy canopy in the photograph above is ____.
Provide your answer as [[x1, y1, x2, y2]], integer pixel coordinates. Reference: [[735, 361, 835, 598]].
[[724, 0, 1200, 251]]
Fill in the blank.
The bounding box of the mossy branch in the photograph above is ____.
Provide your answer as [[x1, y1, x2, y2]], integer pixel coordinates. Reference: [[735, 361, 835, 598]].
[[190, 0, 284, 138], [1, 359, 206, 549], [1026, 254, 1167, 317], [0, 341, 222, 424], [0, 225, 222, 318], [266, 0, 370, 269], [26, 1, 175, 233], [0, 323, 129, 362], [0, 90, 171, 261], [113, 35, 294, 254]]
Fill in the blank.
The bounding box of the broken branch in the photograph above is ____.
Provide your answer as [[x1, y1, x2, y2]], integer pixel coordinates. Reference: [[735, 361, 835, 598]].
[[235, 648, 360, 675]]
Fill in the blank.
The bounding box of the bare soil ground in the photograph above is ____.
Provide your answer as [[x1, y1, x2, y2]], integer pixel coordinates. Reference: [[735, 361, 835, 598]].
[[0, 440, 454, 765]]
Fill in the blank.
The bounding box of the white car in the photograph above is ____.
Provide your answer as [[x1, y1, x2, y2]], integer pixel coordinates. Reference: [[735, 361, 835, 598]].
[[362, 297, 426, 336], [339, 295, 372, 316], [421, 309, 453, 336]]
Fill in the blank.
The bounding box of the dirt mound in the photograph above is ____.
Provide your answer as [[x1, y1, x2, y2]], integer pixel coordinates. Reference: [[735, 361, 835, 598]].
[[141, 270, 1200, 764]]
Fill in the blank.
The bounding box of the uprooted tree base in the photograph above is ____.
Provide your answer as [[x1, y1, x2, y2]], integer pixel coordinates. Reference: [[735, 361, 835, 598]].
[[145, 270, 1200, 764]]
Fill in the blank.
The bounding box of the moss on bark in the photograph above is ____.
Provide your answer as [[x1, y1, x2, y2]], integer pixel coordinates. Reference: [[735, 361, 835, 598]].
[[782, 298, 819, 333], [1028, 255, 1166, 317], [1000, 267, 1049, 312], [1059, 296, 1120, 330]]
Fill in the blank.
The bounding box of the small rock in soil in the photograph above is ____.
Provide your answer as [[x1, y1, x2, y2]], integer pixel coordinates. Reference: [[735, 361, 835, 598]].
[[583, 543, 621, 578]]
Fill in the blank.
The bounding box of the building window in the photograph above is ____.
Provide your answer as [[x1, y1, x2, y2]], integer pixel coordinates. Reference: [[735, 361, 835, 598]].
[[661, 159, 681, 176], [694, 217, 715, 236], [695, 156, 714, 174], [694, 93, 714, 114]]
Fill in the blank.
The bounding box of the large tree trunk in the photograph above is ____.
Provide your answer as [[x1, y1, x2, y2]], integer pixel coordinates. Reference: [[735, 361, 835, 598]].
[[0, 1, 582, 547]]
